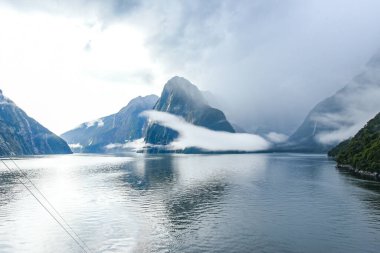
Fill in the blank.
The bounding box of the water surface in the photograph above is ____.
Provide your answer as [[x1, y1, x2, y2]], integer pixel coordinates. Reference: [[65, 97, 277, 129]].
[[0, 153, 380, 252]]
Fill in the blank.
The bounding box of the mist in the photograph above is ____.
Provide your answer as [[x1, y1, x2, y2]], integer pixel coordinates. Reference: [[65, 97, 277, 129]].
[[313, 63, 380, 144], [141, 111, 271, 152], [127, 0, 380, 135]]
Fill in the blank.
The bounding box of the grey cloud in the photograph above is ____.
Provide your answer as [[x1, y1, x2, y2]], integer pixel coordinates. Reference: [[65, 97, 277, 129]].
[[312, 60, 380, 144], [130, 0, 380, 135], [0, 0, 141, 24], [4, 0, 380, 136]]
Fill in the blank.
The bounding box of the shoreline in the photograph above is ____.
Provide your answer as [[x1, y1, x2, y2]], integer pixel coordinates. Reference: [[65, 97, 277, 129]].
[[336, 164, 380, 182]]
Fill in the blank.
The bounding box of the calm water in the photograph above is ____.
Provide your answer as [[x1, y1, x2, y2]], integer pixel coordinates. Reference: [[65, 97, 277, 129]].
[[0, 153, 380, 253]]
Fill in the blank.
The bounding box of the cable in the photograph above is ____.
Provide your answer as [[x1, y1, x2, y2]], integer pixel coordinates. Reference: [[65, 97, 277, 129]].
[[4, 157, 94, 253], [0, 159, 91, 253], [0, 137, 93, 253], [0, 109, 94, 252]]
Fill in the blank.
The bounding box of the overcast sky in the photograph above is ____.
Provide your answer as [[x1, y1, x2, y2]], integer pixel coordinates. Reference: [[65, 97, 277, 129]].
[[1, 0, 380, 135]]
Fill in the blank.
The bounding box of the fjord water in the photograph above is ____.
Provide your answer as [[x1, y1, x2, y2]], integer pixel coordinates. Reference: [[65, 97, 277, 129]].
[[0, 154, 380, 253]]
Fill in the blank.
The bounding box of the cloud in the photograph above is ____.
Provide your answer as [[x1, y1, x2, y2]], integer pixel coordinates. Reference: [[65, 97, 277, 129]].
[[265, 132, 288, 143], [312, 69, 380, 144], [105, 138, 145, 151], [129, 0, 380, 134], [141, 110, 271, 152], [68, 143, 83, 149], [0, 0, 141, 23], [316, 124, 362, 145], [84, 119, 104, 128], [2, 0, 380, 137], [0, 6, 164, 134]]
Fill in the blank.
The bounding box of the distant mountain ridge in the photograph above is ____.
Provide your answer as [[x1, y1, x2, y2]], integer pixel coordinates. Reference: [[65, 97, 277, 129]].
[[144, 76, 235, 146], [282, 51, 380, 152], [61, 95, 158, 153], [62, 76, 236, 153], [0, 90, 72, 156]]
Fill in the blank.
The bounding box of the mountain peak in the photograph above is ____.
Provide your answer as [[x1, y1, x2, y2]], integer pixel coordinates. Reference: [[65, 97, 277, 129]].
[[165, 76, 197, 90], [162, 76, 207, 105], [62, 94, 158, 153], [0, 90, 71, 155], [145, 76, 235, 146], [0, 89, 16, 106]]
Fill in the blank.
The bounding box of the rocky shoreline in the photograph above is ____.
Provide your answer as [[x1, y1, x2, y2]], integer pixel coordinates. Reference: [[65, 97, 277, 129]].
[[336, 164, 380, 181]]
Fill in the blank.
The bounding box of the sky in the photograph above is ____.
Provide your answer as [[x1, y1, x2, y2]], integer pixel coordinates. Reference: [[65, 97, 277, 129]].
[[1, 0, 380, 135]]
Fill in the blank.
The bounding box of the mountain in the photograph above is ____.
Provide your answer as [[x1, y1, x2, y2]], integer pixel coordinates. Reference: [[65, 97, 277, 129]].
[[328, 112, 380, 175], [283, 51, 380, 152], [0, 90, 72, 156], [144, 76, 235, 146], [61, 95, 158, 153], [202, 90, 246, 133]]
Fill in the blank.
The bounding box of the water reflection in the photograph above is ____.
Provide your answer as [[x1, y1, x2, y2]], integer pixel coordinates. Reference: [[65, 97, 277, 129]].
[[115, 155, 232, 228], [0, 154, 380, 253], [337, 168, 380, 216], [117, 156, 176, 191], [0, 159, 43, 208], [165, 181, 228, 228], [0, 170, 18, 207]]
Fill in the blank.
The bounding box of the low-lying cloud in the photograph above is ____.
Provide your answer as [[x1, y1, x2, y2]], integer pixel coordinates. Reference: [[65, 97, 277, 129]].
[[141, 110, 271, 152], [265, 132, 288, 143], [312, 66, 380, 144], [68, 143, 83, 149], [105, 138, 146, 151], [85, 119, 104, 128]]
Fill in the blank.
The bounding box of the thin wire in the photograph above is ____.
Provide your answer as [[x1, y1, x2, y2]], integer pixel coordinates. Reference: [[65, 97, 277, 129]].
[[0, 103, 94, 252], [0, 138, 93, 253], [4, 157, 93, 253], [0, 159, 90, 253]]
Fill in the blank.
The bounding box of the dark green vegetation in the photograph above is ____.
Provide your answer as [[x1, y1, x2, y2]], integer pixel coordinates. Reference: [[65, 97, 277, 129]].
[[144, 76, 235, 145], [0, 90, 72, 156], [61, 95, 158, 153], [329, 112, 380, 173]]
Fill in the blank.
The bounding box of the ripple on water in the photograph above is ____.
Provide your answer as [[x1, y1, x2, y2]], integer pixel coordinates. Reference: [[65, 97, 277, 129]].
[[0, 154, 380, 252]]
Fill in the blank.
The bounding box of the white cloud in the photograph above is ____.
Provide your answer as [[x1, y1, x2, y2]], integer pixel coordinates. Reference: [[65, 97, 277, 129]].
[[105, 138, 145, 151], [68, 143, 83, 149], [313, 77, 380, 144], [2, 1, 380, 137], [265, 132, 288, 143], [97, 119, 105, 127], [316, 124, 361, 145], [0, 7, 166, 135], [85, 119, 104, 128], [141, 110, 271, 152]]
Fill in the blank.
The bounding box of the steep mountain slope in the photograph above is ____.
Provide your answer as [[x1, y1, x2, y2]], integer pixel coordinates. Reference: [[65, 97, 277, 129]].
[[145, 76, 235, 145], [0, 90, 72, 156], [284, 52, 380, 152], [328, 112, 380, 173], [61, 95, 158, 153]]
